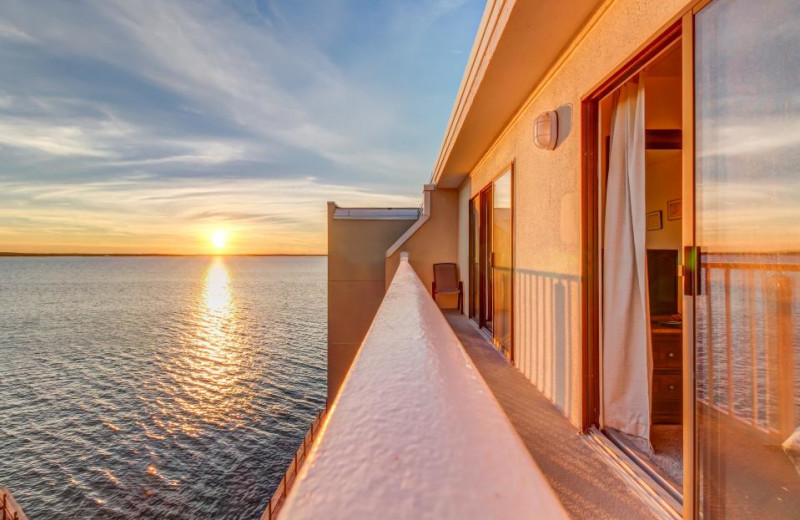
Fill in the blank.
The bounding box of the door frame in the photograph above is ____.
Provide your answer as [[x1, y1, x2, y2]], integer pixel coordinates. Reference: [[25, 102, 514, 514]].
[[580, 17, 683, 430], [480, 183, 493, 333], [469, 184, 494, 333], [580, 14, 700, 516]]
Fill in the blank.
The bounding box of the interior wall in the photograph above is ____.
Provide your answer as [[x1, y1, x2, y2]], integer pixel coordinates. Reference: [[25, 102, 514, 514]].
[[643, 73, 682, 252], [645, 151, 682, 251], [456, 0, 691, 427]]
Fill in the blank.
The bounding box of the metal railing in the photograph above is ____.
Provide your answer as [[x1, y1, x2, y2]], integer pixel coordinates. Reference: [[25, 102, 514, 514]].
[[260, 406, 327, 520], [697, 259, 799, 437], [1, 488, 27, 520]]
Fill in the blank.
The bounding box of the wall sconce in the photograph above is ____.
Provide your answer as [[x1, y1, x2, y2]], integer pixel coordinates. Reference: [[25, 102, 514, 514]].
[[534, 110, 558, 150]]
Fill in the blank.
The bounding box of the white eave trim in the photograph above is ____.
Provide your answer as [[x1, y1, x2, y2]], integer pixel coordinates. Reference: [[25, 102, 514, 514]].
[[385, 184, 434, 257], [332, 206, 420, 221], [431, 0, 513, 185]]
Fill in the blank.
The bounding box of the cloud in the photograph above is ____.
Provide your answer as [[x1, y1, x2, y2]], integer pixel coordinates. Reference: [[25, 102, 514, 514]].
[[0, 0, 426, 178], [0, 176, 421, 253], [0, 0, 482, 252], [0, 118, 119, 157], [0, 20, 33, 42], [106, 140, 249, 167], [11, 0, 415, 177], [699, 118, 800, 159]]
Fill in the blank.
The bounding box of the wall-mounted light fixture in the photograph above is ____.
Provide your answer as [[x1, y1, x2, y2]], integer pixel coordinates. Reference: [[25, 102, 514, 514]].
[[534, 110, 558, 150]]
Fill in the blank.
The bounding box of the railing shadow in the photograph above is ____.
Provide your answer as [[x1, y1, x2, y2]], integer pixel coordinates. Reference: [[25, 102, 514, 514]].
[[513, 268, 581, 421]]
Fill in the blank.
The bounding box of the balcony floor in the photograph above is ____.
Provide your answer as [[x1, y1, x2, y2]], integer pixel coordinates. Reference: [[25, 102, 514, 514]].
[[444, 310, 662, 520]]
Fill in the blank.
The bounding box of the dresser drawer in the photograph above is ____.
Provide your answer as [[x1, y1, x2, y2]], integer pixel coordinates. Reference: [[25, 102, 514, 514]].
[[652, 332, 682, 369], [652, 371, 682, 424], [653, 372, 682, 398]]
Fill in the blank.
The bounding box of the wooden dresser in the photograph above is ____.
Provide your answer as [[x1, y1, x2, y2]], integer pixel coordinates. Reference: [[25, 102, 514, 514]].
[[652, 324, 682, 424]]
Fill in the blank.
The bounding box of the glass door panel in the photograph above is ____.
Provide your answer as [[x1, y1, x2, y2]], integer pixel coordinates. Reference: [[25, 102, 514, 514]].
[[492, 171, 513, 358], [694, 0, 800, 517]]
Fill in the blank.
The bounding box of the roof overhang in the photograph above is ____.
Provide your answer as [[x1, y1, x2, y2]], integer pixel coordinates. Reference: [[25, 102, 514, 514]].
[[432, 0, 604, 188]]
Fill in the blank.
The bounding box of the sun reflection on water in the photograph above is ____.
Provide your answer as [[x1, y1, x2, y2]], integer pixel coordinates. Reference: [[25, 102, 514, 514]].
[[154, 258, 256, 438], [204, 260, 232, 315]]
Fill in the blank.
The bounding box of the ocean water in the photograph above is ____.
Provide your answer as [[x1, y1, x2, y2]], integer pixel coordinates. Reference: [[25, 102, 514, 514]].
[[0, 256, 327, 519]]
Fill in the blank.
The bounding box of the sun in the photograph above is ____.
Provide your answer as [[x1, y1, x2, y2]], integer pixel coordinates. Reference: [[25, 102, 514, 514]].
[[211, 230, 228, 250]]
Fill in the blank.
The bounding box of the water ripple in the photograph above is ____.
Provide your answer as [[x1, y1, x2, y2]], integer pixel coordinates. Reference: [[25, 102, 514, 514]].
[[0, 256, 327, 519]]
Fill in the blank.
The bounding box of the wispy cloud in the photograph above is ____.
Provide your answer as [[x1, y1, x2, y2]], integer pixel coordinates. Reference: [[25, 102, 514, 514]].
[[0, 0, 482, 252], [699, 118, 800, 158], [0, 176, 421, 253], [0, 118, 120, 157], [0, 19, 33, 42], [1, 0, 416, 176]]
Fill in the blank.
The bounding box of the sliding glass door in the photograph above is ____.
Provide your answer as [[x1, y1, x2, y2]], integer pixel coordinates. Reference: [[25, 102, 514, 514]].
[[469, 169, 514, 359], [492, 171, 513, 359], [694, 0, 800, 517]]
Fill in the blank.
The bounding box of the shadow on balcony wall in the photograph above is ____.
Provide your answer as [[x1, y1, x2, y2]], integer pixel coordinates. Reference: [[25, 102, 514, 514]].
[[515, 268, 582, 425]]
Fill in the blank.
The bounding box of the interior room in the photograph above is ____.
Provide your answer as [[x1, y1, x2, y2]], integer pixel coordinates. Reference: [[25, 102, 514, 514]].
[[597, 42, 684, 494]]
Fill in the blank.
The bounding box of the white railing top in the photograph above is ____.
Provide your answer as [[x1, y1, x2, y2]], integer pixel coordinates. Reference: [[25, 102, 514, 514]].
[[278, 253, 568, 520]]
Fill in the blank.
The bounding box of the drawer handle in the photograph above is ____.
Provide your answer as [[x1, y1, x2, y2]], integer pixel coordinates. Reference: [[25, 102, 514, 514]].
[[668, 352, 675, 358], [668, 384, 676, 391]]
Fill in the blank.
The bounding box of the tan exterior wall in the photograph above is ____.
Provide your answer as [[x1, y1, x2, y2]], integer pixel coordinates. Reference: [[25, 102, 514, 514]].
[[457, 0, 692, 427], [327, 203, 416, 401], [386, 188, 460, 309]]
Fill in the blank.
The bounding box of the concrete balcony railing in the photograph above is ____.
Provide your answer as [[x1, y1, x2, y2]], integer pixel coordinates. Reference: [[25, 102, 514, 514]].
[[277, 253, 568, 520]]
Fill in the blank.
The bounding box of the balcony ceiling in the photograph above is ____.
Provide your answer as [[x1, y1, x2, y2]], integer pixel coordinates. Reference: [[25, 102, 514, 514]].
[[433, 0, 603, 188]]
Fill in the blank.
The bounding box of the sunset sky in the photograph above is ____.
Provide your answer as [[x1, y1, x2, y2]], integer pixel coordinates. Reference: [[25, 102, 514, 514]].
[[0, 0, 483, 254]]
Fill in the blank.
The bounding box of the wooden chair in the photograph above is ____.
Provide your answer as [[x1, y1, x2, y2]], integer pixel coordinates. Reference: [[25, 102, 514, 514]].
[[432, 263, 463, 312]]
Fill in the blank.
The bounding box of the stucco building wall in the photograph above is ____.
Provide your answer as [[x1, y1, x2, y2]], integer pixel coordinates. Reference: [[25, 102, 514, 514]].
[[386, 187, 460, 308], [457, 0, 691, 427], [327, 203, 416, 401]]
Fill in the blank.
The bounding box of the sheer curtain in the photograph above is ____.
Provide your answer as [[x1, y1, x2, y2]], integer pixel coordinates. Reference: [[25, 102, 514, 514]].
[[602, 77, 652, 440]]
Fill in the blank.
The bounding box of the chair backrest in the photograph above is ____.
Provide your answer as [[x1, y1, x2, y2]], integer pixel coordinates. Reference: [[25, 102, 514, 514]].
[[433, 263, 459, 292]]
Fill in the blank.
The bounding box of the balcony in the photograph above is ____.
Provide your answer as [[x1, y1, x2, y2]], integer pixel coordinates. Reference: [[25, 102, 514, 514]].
[[276, 253, 569, 519]]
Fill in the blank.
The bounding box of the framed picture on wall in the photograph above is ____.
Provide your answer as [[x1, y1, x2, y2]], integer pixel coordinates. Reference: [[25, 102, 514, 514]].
[[646, 210, 663, 231], [667, 199, 682, 220]]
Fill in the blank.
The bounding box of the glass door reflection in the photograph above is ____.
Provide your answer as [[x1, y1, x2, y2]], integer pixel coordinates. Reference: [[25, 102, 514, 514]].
[[694, 0, 800, 517], [492, 170, 513, 359]]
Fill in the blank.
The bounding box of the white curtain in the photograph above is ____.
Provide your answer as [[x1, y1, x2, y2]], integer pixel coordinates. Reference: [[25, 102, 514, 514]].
[[602, 78, 652, 440]]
